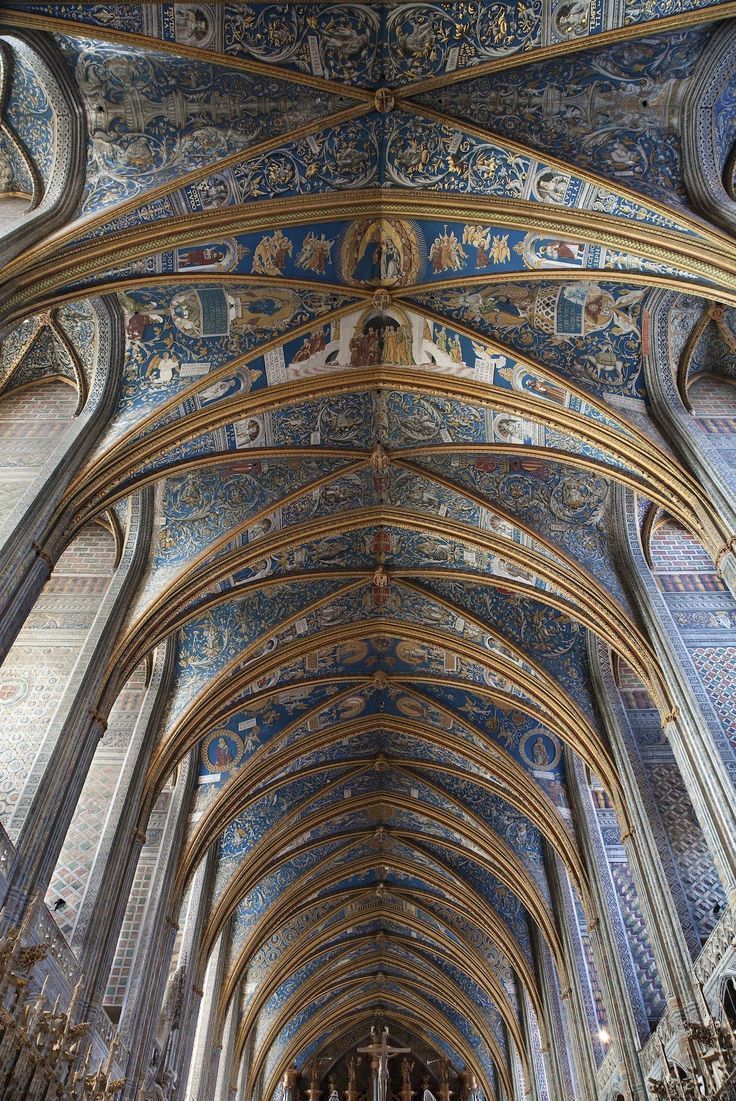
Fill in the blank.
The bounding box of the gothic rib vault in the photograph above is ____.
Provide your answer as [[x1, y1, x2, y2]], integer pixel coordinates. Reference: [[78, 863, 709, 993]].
[[2, 5, 736, 1101]]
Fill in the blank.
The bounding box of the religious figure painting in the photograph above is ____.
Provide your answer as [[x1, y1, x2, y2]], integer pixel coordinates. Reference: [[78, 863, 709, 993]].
[[172, 4, 217, 48], [252, 229, 294, 276], [519, 729, 562, 771], [524, 235, 588, 268], [341, 218, 420, 287], [175, 238, 241, 272], [169, 287, 300, 337], [200, 729, 245, 774]]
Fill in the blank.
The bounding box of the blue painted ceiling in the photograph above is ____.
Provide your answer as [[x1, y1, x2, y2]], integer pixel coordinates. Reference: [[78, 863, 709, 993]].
[[1, 3, 731, 1096]]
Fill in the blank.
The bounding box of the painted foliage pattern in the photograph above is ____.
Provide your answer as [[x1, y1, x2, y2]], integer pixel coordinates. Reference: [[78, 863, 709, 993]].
[[12, 0, 729, 84], [0, 129, 33, 198], [53, 33, 353, 213], [78, 109, 695, 242], [2, 38, 57, 182], [419, 26, 711, 208], [3, 5, 722, 1091]]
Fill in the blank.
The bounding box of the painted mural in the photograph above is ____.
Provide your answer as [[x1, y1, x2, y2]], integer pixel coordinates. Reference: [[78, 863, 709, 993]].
[[408, 455, 624, 600], [52, 33, 353, 213], [12, 1, 729, 86], [74, 115, 382, 242], [410, 281, 647, 401], [64, 213, 705, 300], [110, 283, 355, 432], [417, 26, 712, 209]]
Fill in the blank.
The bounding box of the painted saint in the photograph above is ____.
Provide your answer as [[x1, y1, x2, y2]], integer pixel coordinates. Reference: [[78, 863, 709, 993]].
[[533, 169, 571, 204], [196, 174, 231, 208], [554, 0, 591, 36], [525, 235, 587, 268], [174, 5, 214, 46], [198, 368, 257, 407], [429, 227, 467, 273], [531, 736, 551, 767], [297, 232, 335, 275], [201, 729, 244, 773], [145, 351, 180, 386], [292, 327, 328, 363], [215, 736, 235, 768], [252, 229, 293, 276], [342, 217, 420, 287], [176, 243, 232, 271]]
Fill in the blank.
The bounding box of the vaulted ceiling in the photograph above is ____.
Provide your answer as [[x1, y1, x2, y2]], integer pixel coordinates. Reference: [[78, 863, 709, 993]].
[[2, 3, 736, 1098]]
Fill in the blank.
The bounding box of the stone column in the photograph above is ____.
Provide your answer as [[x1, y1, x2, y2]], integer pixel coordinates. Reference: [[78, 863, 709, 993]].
[[185, 924, 231, 1101], [118, 751, 197, 1101], [436, 1061, 451, 1101], [73, 639, 175, 1018], [167, 847, 218, 1100], [284, 1064, 300, 1101], [613, 485, 736, 900], [236, 1033, 255, 1101], [517, 991, 545, 1101], [533, 932, 575, 1101], [543, 849, 598, 1101], [509, 1044, 528, 1101], [307, 1065, 322, 1101], [0, 487, 153, 928], [214, 988, 241, 1101], [567, 754, 649, 1101], [0, 294, 124, 663], [587, 639, 702, 1012]]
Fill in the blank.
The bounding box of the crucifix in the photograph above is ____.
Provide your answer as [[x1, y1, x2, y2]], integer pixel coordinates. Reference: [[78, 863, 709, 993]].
[[358, 1027, 411, 1101]]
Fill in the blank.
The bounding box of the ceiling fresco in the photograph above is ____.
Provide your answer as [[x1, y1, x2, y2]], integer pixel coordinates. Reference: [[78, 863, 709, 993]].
[[5, 0, 732, 83], [413, 25, 711, 211], [3, 3, 736, 1099]]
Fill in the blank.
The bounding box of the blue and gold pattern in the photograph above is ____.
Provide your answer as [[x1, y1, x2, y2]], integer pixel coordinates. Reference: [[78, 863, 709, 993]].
[[3, 6, 721, 1093]]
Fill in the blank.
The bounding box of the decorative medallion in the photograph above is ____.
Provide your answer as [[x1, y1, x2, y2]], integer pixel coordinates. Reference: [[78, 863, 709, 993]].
[[200, 728, 245, 773], [519, 729, 561, 771]]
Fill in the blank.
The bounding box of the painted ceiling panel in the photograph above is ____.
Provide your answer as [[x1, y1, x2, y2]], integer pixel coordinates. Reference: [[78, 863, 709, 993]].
[[7, 2, 728, 84], [413, 25, 710, 210], [52, 32, 355, 214], [6, 8, 730, 1094], [408, 280, 648, 402]]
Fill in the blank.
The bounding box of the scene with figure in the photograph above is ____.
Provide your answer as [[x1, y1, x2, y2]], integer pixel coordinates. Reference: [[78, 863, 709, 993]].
[[0, 4, 735, 1101]]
